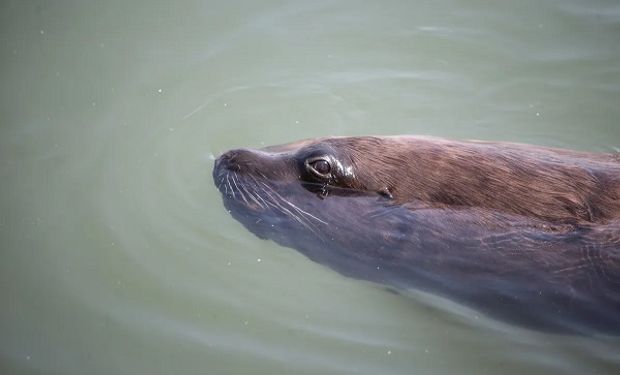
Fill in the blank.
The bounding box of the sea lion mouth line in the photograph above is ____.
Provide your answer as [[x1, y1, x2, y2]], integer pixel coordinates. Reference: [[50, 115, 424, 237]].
[[216, 169, 328, 236]]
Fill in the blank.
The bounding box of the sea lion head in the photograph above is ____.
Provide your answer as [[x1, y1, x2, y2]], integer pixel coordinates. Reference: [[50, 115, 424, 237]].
[[213, 136, 401, 204], [212, 137, 409, 272]]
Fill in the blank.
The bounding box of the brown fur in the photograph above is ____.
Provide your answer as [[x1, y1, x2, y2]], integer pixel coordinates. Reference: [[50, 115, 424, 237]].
[[321, 136, 620, 225]]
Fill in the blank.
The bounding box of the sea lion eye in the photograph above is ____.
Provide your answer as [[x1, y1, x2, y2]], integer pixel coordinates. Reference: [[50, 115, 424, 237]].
[[313, 160, 330, 174], [310, 159, 331, 175]]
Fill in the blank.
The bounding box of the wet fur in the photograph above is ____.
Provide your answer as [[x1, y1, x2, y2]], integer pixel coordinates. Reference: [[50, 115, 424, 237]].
[[213, 136, 620, 334], [325, 136, 620, 224]]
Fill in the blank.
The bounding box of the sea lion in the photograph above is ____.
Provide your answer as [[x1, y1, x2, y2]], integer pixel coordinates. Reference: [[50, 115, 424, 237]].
[[212, 136, 620, 334]]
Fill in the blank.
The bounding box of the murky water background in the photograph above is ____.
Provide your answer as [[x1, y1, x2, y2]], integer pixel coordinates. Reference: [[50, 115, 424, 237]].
[[1, 1, 619, 374]]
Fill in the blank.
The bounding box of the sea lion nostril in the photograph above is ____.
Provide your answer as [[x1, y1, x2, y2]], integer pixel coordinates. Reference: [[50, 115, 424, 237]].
[[227, 163, 241, 172], [215, 150, 243, 171], [220, 150, 239, 161]]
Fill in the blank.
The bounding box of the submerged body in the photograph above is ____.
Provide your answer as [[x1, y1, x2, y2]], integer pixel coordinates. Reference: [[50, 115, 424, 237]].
[[212, 136, 620, 334]]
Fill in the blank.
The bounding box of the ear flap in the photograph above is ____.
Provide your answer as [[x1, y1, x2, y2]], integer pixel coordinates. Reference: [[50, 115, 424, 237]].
[[379, 186, 393, 200]]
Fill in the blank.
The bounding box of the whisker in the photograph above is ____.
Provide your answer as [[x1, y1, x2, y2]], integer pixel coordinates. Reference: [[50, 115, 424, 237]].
[[280, 196, 328, 225], [369, 205, 402, 218], [255, 182, 321, 234], [249, 176, 274, 208], [220, 173, 326, 238], [226, 174, 235, 199], [241, 181, 265, 208], [256, 181, 325, 238], [219, 174, 229, 195], [254, 187, 272, 208], [231, 174, 250, 205]]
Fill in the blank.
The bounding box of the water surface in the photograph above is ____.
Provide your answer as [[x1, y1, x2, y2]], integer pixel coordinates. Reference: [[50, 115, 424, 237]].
[[1, 1, 619, 374]]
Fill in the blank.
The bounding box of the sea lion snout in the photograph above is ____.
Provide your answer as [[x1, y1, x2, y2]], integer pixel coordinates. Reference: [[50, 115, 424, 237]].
[[214, 148, 296, 183], [215, 148, 264, 173]]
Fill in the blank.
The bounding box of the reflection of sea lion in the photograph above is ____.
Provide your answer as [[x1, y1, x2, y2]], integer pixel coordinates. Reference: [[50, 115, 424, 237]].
[[212, 136, 620, 334]]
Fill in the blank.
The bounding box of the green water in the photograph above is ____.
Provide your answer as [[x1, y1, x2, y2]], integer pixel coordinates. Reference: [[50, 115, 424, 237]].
[[1, 1, 619, 374]]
